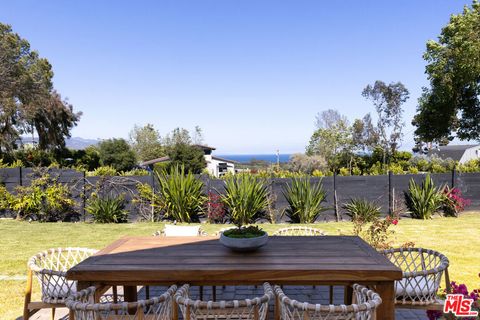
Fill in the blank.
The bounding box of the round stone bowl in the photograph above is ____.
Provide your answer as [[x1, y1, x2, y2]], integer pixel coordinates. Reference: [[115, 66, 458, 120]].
[[219, 232, 269, 252]]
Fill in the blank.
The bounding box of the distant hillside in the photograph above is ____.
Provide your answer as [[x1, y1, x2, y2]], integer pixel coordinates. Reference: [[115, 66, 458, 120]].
[[20, 136, 100, 150], [66, 137, 100, 149]]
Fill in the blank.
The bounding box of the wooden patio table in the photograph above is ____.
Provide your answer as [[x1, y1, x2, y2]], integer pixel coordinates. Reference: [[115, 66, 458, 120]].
[[66, 235, 402, 320]]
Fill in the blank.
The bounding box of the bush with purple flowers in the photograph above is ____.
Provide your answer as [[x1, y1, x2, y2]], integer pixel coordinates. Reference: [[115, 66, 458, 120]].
[[427, 276, 480, 320]]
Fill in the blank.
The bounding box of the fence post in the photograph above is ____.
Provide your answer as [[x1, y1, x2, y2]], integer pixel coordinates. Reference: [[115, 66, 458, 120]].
[[451, 168, 456, 188], [150, 171, 155, 222], [388, 171, 393, 215], [333, 172, 339, 222], [19, 166, 23, 186], [82, 170, 86, 222]]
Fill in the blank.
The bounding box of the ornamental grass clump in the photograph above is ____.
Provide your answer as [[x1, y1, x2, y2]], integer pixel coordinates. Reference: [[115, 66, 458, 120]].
[[343, 198, 381, 223], [86, 194, 128, 223], [404, 174, 444, 219], [221, 175, 269, 228], [156, 165, 206, 223], [282, 177, 327, 223]]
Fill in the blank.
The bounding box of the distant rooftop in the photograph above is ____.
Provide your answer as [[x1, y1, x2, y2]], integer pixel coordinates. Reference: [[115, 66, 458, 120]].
[[193, 144, 216, 151], [428, 144, 479, 161]]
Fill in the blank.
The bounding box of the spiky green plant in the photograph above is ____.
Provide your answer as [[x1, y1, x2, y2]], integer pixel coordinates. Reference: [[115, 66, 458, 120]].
[[404, 175, 444, 219], [282, 177, 327, 223], [86, 194, 128, 223], [343, 198, 381, 222], [221, 175, 269, 227], [156, 165, 206, 223]]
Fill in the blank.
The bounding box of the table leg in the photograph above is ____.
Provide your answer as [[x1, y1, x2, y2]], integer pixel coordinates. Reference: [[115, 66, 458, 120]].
[[274, 294, 280, 320], [375, 282, 395, 320], [124, 286, 138, 315], [343, 285, 353, 304], [172, 296, 179, 320]]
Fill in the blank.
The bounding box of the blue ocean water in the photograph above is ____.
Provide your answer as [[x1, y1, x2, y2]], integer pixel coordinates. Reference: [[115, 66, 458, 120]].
[[216, 154, 292, 163]]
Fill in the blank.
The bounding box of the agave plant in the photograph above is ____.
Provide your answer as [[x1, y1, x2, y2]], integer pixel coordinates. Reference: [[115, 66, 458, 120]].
[[221, 175, 270, 227], [343, 198, 381, 222], [282, 177, 327, 223], [156, 165, 206, 223], [404, 175, 444, 219]]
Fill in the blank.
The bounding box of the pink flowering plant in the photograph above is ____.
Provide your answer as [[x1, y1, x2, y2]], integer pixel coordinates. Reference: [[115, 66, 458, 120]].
[[442, 186, 471, 217], [427, 275, 480, 320], [205, 192, 227, 223]]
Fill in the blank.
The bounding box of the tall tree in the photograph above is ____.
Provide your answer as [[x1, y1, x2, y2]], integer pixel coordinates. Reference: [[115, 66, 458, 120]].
[[306, 109, 352, 169], [362, 81, 409, 165], [0, 23, 80, 155], [352, 113, 379, 152], [129, 124, 164, 162], [162, 127, 192, 147], [162, 127, 207, 174], [413, 1, 480, 143], [98, 138, 137, 172]]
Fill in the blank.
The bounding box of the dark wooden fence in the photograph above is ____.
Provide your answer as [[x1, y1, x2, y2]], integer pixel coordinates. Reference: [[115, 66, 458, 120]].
[[1, 168, 479, 222]]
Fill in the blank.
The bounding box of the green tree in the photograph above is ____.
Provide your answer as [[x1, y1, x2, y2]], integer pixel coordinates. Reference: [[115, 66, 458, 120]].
[[166, 143, 206, 174], [0, 23, 80, 156], [413, 1, 480, 143], [362, 81, 409, 166], [306, 109, 352, 170], [163, 127, 192, 146], [352, 113, 379, 152], [98, 139, 136, 172], [129, 124, 164, 162]]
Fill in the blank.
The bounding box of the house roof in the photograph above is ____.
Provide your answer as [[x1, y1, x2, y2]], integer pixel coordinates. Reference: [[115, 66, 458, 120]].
[[140, 156, 170, 166], [211, 155, 239, 164], [194, 144, 216, 151], [428, 144, 479, 161]]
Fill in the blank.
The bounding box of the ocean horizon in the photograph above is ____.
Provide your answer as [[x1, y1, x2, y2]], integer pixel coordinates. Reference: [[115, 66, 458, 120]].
[[216, 154, 292, 163]]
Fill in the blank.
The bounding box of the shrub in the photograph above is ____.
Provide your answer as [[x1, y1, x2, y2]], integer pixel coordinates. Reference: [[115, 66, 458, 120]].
[[98, 138, 137, 172], [156, 165, 206, 223], [8, 169, 76, 222], [404, 175, 444, 219], [205, 192, 227, 223], [222, 175, 269, 226], [352, 215, 399, 250], [166, 143, 206, 174], [120, 168, 149, 176], [282, 177, 327, 223], [442, 186, 471, 217], [338, 167, 350, 176], [0, 185, 12, 212], [86, 194, 128, 223], [87, 166, 118, 176], [133, 183, 162, 222], [343, 198, 381, 222]]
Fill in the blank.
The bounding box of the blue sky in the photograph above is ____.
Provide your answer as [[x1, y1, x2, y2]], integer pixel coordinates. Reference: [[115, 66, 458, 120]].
[[0, 1, 468, 154]]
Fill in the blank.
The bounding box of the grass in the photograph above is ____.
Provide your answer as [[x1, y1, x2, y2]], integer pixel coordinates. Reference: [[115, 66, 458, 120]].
[[1, 213, 479, 319]]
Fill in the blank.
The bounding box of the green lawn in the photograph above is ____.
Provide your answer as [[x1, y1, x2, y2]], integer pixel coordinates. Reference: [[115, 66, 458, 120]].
[[1, 213, 479, 319]]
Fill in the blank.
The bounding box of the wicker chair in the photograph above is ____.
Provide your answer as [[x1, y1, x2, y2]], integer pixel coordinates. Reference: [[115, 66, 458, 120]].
[[175, 283, 274, 320], [274, 284, 382, 320], [380, 247, 451, 310], [24, 247, 98, 320], [272, 227, 325, 236], [66, 285, 177, 319]]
